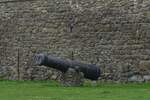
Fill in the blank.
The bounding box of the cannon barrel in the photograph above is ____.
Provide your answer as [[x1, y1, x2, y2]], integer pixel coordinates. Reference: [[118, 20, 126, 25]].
[[35, 54, 100, 80]]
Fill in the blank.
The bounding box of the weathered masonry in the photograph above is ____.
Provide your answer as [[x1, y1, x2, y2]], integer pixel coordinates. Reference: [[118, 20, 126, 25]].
[[0, 0, 150, 82]]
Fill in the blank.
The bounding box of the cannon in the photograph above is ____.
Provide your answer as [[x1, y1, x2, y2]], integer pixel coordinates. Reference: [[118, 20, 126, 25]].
[[35, 54, 100, 80]]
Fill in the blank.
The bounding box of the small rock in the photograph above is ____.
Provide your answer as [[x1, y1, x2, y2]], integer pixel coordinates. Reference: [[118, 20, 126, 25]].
[[51, 75, 58, 80]]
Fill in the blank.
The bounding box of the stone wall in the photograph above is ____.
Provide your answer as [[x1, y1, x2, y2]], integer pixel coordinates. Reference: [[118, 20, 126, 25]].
[[0, 0, 150, 82]]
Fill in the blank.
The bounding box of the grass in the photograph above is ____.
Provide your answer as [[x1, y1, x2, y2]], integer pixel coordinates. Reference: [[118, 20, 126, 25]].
[[0, 80, 150, 100]]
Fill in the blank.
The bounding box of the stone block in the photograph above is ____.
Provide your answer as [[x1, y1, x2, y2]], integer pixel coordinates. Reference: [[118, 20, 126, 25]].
[[143, 75, 150, 82], [0, 65, 12, 80], [139, 61, 150, 71], [128, 75, 144, 83]]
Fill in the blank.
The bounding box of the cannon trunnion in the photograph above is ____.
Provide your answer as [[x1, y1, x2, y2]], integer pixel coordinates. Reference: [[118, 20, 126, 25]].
[[35, 54, 100, 80]]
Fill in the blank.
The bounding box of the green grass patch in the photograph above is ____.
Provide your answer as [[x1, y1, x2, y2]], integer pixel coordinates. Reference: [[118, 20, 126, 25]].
[[0, 80, 150, 100]]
